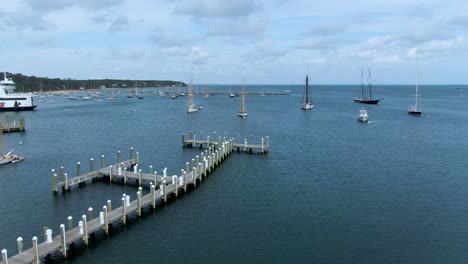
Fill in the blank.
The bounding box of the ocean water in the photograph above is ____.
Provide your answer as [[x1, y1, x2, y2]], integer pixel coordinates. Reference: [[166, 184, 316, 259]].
[[0, 85, 467, 264]]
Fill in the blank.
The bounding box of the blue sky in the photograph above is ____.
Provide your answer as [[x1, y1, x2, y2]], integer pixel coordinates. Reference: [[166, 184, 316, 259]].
[[0, 0, 467, 84]]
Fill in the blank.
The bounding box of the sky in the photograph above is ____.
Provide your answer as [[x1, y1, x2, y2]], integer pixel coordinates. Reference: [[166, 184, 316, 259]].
[[0, 0, 467, 84]]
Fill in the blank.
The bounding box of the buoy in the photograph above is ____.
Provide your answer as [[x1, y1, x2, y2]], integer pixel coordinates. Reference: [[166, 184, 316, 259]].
[[19, 141, 23, 145]]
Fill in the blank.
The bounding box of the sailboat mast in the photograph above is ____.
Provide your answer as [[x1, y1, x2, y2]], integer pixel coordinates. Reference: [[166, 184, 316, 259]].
[[360, 67, 364, 100], [241, 78, 245, 112], [368, 67, 373, 100], [415, 58, 419, 111], [305, 75, 309, 103]]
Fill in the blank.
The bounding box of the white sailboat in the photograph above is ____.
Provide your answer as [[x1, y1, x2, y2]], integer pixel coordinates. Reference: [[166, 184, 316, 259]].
[[408, 58, 422, 116], [187, 70, 198, 113], [301, 75, 314, 110], [238, 78, 248, 118], [0, 132, 24, 165]]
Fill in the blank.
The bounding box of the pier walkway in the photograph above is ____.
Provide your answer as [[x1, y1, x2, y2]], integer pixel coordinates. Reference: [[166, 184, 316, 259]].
[[3, 138, 241, 264]]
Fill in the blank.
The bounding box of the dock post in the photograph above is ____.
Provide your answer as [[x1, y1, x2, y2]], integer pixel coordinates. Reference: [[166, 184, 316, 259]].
[[185, 162, 189, 175], [196, 155, 200, 168], [51, 169, 58, 193], [189, 131, 193, 141], [173, 175, 178, 197], [182, 134, 185, 147], [117, 150, 121, 164], [67, 216, 73, 231], [136, 151, 140, 163], [124, 168, 127, 184], [149, 165, 153, 175], [198, 163, 203, 182], [138, 169, 142, 186], [103, 205, 109, 234], [90, 158, 94, 172], [121, 197, 126, 225], [1, 249, 7, 264], [16, 237, 23, 254], [32, 236, 39, 264], [76, 162, 81, 177], [60, 166, 65, 185], [101, 155, 105, 168], [109, 165, 113, 182], [130, 147, 134, 160], [193, 167, 197, 187], [207, 135, 210, 148], [107, 199, 112, 211], [194, 134, 196, 147], [82, 215, 88, 245], [244, 138, 247, 152], [154, 171, 157, 186], [191, 158, 195, 173], [46, 229, 52, 243], [88, 207, 93, 220], [183, 170, 187, 192], [261, 138, 264, 154], [60, 224, 67, 258], [162, 181, 167, 204], [150, 184, 156, 209], [137, 187, 142, 216], [213, 132, 216, 145]]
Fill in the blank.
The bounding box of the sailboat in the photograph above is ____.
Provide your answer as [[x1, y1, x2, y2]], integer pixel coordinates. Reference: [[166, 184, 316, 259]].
[[354, 67, 381, 104], [187, 70, 198, 113], [301, 75, 314, 110], [229, 87, 235, 98], [238, 78, 248, 118], [134, 82, 144, 99], [0, 131, 24, 165], [408, 58, 422, 116]]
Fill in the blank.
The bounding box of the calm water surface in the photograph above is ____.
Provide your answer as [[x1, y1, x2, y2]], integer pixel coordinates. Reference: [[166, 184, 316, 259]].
[[0, 85, 467, 264]]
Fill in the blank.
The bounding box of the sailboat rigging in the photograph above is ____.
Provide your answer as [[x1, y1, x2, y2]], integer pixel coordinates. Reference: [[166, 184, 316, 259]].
[[354, 67, 381, 104], [301, 75, 314, 110], [187, 69, 198, 113], [408, 58, 422, 116], [238, 78, 248, 118]]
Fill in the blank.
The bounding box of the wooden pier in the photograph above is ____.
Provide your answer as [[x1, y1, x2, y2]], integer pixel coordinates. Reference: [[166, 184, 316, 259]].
[[2, 137, 248, 263], [0, 117, 25, 133], [182, 131, 269, 154]]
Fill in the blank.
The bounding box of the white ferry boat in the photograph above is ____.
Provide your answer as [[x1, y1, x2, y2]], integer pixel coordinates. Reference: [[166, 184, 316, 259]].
[[0, 73, 37, 111]]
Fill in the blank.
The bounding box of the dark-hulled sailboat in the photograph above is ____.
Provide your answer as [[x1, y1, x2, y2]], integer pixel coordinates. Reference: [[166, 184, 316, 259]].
[[301, 75, 314, 110], [354, 67, 381, 104], [408, 58, 422, 116]]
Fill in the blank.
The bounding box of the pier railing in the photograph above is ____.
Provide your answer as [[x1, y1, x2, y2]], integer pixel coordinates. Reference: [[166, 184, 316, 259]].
[[2, 138, 238, 264]]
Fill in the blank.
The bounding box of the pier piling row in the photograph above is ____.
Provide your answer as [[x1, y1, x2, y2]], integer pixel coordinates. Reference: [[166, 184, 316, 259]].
[[3, 139, 236, 264]]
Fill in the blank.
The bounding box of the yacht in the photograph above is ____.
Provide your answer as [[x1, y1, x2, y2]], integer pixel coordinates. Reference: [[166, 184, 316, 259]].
[[358, 109, 368, 122], [0, 73, 37, 111]]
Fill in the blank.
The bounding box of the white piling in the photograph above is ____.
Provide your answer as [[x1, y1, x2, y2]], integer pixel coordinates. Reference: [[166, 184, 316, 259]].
[[99, 212, 104, 224], [1, 249, 7, 264], [126, 195, 130, 207], [121, 197, 126, 224], [59, 224, 67, 257], [109, 165, 113, 182], [46, 229, 52, 243], [133, 164, 137, 174], [154, 171, 158, 185], [88, 207, 93, 220], [64, 173, 69, 191], [163, 167, 167, 178], [150, 184, 156, 209], [78, 221, 83, 234], [138, 169, 142, 186], [137, 187, 142, 216], [67, 216, 73, 231], [16, 237, 23, 254], [107, 199, 112, 211], [103, 205, 109, 234], [118, 166, 122, 176], [82, 215, 88, 245], [32, 236, 39, 264], [172, 175, 178, 197]]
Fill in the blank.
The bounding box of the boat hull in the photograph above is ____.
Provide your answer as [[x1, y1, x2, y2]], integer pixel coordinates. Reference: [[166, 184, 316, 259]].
[[301, 103, 314, 110], [238, 112, 248, 118], [354, 98, 380, 104], [0, 105, 37, 112], [358, 117, 368, 122], [408, 111, 422, 116]]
